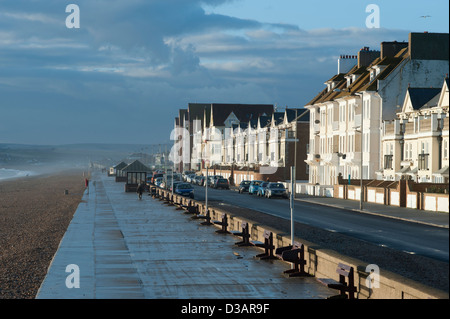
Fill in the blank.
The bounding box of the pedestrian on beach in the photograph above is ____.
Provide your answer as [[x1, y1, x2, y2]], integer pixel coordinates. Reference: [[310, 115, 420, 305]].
[[137, 181, 145, 200]]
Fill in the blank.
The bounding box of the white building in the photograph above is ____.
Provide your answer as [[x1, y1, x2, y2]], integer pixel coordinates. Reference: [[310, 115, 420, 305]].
[[305, 33, 449, 194], [380, 78, 449, 183]]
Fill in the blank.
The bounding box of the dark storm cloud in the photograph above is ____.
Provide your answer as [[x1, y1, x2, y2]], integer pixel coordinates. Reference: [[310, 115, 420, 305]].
[[0, 0, 410, 145]]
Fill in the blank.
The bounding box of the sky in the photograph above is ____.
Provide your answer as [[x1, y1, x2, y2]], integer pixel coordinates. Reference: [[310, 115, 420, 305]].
[[0, 0, 448, 146]]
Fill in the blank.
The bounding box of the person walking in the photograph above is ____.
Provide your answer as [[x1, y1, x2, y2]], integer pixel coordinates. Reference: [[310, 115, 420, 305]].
[[137, 181, 145, 200]]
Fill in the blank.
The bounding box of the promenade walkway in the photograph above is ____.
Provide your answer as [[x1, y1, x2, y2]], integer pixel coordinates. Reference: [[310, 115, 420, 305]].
[[37, 172, 335, 300]]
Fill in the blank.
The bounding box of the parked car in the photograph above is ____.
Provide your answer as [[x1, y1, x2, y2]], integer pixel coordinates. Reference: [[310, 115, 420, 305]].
[[195, 175, 205, 186], [206, 176, 215, 187], [184, 174, 193, 183], [174, 182, 194, 198], [151, 173, 164, 184], [213, 178, 230, 189], [256, 182, 269, 197], [238, 181, 251, 193], [248, 180, 264, 195], [265, 182, 288, 199], [155, 177, 164, 188], [182, 171, 195, 181], [165, 181, 182, 191]]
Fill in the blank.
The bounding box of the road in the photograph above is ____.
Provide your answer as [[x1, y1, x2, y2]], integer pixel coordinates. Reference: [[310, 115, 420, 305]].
[[190, 184, 449, 262]]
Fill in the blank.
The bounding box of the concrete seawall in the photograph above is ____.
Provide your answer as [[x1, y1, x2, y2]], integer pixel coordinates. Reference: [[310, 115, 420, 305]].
[[154, 188, 449, 299]]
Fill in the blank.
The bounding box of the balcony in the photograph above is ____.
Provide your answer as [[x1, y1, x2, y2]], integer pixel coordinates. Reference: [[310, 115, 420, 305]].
[[306, 153, 321, 165], [342, 152, 361, 165], [322, 153, 339, 166], [400, 160, 413, 167]]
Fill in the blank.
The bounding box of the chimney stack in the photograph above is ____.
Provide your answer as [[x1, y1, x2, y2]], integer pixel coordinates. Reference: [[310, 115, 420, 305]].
[[408, 32, 449, 61], [338, 54, 357, 74], [380, 41, 409, 59], [358, 47, 380, 68]]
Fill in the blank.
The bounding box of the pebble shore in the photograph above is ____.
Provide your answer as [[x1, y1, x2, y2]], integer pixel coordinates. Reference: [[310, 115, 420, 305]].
[[0, 172, 85, 299]]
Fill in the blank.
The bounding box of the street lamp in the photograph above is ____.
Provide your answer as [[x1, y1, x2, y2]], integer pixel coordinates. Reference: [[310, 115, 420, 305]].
[[355, 92, 364, 210], [293, 109, 310, 199], [205, 162, 209, 215], [203, 138, 212, 216]]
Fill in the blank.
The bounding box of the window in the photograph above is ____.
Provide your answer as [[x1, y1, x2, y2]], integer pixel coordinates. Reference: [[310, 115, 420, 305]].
[[348, 135, 353, 153], [363, 133, 370, 152], [339, 105, 345, 123], [418, 154, 429, 170], [364, 101, 370, 119], [419, 142, 429, 170], [444, 139, 448, 159], [348, 103, 354, 122], [384, 155, 393, 169]]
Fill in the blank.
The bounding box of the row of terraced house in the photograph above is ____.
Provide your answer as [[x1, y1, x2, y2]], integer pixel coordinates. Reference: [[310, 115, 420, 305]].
[[172, 32, 449, 212]]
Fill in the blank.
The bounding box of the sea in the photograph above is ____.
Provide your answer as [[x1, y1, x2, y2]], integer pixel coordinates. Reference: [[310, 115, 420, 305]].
[[0, 168, 37, 182]]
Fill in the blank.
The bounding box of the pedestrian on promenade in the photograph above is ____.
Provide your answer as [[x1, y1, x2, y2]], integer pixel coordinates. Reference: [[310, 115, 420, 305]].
[[137, 181, 145, 200]]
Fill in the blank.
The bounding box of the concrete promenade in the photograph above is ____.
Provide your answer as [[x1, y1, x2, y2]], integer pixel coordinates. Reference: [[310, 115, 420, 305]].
[[37, 172, 335, 299]]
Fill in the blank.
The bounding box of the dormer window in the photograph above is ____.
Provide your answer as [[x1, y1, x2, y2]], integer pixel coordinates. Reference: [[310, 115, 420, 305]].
[[370, 65, 386, 81], [327, 81, 338, 92]]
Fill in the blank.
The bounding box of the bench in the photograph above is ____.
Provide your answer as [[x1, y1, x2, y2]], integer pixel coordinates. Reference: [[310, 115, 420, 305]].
[[251, 230, 276, 260], [162, 192, 171, 204], [192, 209, 212, 225], [275, 241, 308, 277], [231, 222, 251, 247], [182, 201, 198, 215], [213, 213, 230, 234], [317, 263, 357, 299], [167, 194, 175, 206], [174, 197, 185, 210]]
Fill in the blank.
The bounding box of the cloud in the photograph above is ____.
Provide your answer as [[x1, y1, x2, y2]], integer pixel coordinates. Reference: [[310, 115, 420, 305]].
[[0, 0, 412, 145]]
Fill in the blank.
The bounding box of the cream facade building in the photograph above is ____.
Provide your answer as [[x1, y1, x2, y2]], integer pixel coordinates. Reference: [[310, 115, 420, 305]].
[[305, 33, 449, 194], [380, 78, 449, 183]]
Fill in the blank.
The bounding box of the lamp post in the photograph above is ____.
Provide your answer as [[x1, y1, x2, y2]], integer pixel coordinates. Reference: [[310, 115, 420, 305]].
[[205, 164, 209, 214], [292, 109, 309, 199], [290, 166, 295, 246], [203, 138, 211, 215], [355, 92, 364, 210]]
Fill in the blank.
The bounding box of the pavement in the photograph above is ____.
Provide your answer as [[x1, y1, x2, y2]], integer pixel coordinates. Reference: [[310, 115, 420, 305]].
[[37, 171, 336, 300], [228, 185, 449, 229], [293, 194, 449, 229]]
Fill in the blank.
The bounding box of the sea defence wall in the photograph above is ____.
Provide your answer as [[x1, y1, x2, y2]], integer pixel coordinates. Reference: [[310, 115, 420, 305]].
[[152, 187, 449, 299]]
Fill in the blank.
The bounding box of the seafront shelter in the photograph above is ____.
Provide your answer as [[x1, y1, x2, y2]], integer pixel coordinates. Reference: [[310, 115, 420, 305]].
[[122, 160, 152, 192], [114, 162, 128, 182]]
